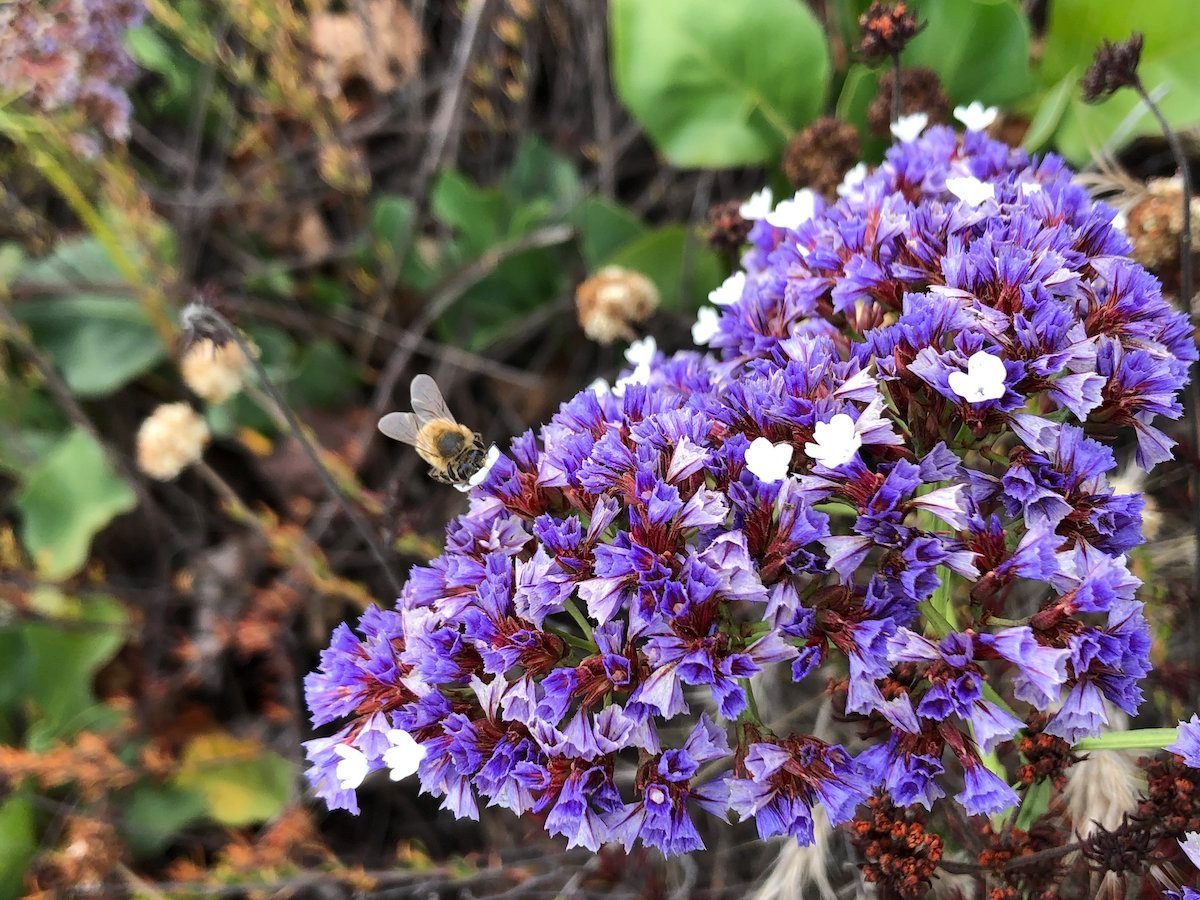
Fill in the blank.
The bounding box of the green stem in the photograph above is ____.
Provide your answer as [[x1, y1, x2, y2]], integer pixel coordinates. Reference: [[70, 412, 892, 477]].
[[562, 599, 595, 644], [1074, 727, 1180, 752], [739, 677, 763, 725]]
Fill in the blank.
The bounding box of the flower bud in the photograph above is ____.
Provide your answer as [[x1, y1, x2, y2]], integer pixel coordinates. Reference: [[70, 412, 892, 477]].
[[575, 266, 659, 345], [136, 403, 210, 481], [180, 338, 253, 404]]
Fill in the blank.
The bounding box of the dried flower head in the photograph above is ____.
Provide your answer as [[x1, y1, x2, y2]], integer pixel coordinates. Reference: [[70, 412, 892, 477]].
[[180, 337, 254, 404], [136, 402, 210, 481], [857, 1, 924, 65], [782, 117, 863, 198], [851, 797, 942, 898], [707, 199, 753, 255], [868, 67, 949, 136], [1081, 33, 1145, 104], [1125, 176, 1200, 276], [575, 266, 660, 345]]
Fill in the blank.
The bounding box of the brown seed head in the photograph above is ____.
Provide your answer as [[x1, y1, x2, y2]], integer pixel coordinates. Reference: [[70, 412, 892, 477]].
[[868, 67, 949, 136], [782, 117, 862, 198], [1081, 32, 1144, 103], [858, 2, 924, 65], [575, 266, 659, 345], [706, 199, 753, 255]]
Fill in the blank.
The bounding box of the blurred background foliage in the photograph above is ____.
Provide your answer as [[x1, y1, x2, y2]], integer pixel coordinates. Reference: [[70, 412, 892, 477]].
[[0, 0, 1197, 896]]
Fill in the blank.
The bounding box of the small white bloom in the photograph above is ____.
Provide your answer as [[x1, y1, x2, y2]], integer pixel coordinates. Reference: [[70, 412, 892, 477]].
[[625, 336, 657, 368], [1180, 832, 1200, 868], [1021, 180, 1043, 196], [745, 437, 793, 483], [709, 271, 746, 307], [953, 101, 998, 132], [766, 189, 817, 230], [1112, 209, 1128, 234], [837, 162, 868, 198], [804, 414, 862, 468], [890, 112, 928, 143], [382, 728, 426, 781], [136, 402, 211, 482], [456, 444, 500, 493], [739, 187, 773, 221], [691, 307, 720, 345], [333, 743, 369, 790], [948, 350, 1007, 403], [945, 175, 995, 208], [588, 377, 611, 395]]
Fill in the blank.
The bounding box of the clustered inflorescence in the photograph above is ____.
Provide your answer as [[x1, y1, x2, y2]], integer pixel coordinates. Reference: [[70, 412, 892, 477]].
[[304, 118, 1198, 861], [0, 0, 145, 144]]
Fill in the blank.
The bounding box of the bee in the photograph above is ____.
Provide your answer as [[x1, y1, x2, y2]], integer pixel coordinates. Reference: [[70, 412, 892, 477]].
[[378, 375, 497, 491]]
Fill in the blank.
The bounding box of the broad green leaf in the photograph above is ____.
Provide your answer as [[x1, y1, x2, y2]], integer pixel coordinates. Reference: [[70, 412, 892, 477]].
[[905, 0, 1033, 106], [571, 197, 647, 270], [504, 137, 582, 214], [13, 239, 165, 397], [443, 248, 565, 351], [121, 783, 208, 857], [1074, 726, 1180, 752], [173, 732, 293, 827], [609, 0, 830, 167], [3, 592, 128, 743], [602, 227, 723, 312], [370, 195, 416, 260], [15, 429, 137, 580], [0, 794, 36, 900], [1038, 0, 1200, 163], [431, 170, 507, 255]]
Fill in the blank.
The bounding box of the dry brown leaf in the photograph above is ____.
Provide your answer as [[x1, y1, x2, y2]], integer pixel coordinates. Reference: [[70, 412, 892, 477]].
[[311, 0, 423, 97]]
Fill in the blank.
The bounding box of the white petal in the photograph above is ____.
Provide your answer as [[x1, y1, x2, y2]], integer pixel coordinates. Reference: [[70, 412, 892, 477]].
[[745, 437, 793, 483], [1181, 832, 1200, 869], [1112, 210, 1128, 233], [333, 744, 369, 790], [709, 271, 746, 307], [765, 189, 817, 230], [459, 444, 500, 492], [738, 187, 773, 220], [890, 112, 928, 143], [945, 175, 995, 208], [949, 351, 1007, 403], [691, 306, 721, 345], [837, 162, 868, 197], [953, 101, 998, 131], [383, 729, 426, 781], [804, 413, 862, 468], [624, 336, 657, 367], [588, 377, 611, 395]]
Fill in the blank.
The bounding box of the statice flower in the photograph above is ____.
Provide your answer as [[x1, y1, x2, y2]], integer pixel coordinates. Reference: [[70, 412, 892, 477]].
[[0, 0, 145, 143], [305, 124, 1194, 853]]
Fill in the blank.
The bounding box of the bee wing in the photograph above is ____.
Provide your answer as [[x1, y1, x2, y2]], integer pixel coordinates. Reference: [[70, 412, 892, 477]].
[[410, 374, 457, 424], [378, 411, 421, 445]]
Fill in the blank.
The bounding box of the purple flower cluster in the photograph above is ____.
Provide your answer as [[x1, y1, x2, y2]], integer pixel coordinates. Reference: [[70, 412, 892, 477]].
[[304, 124, 1195, 853], [0, 0, 145, 144]]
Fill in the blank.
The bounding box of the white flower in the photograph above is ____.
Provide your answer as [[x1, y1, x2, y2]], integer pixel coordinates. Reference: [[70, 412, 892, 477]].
[[180, 337, 254, 404], [382, 728, 426, 781], [837, 162, 868, 198], [890, 112, 928, 143], [625, 335, 657, 368], [1112, 210, 1128, 234], [709, 271, 746, 307], [739, 187, 773, 220], [948, 350, 1007, 403], [804, 414, 862, 468], [953, 101, 998, 132], [456, 444, 500, 493], [745, 437, 793, 483], [588, 377, 611, 395], [766, 189, 817, 230], [333, 743, 369, 790], [945, 175, 995, 208], [691, 307, 720, 345]]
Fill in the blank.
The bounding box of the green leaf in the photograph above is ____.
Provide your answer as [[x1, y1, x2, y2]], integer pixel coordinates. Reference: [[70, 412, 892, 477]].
[[504, 137, 582, 214], [1038, 0, 1200, 163], [370, 195, 416, 256], [173, 733, 293, 827], [12, 239, 165, 397], [1014, 777, 1051, 831], [1021, 73, 1075, 152], [0, 794, 36, 900], [290, 339, 358, 409], [431, 170, 507, 256], [602, 226, 723, 311], [905, 0, 1033, 106], [571, 197, 648, 270], [609, 0, 830, 167], [3, 592, 128, 743], [121, 783, 208, 857], [15, 429, 137, 580]]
